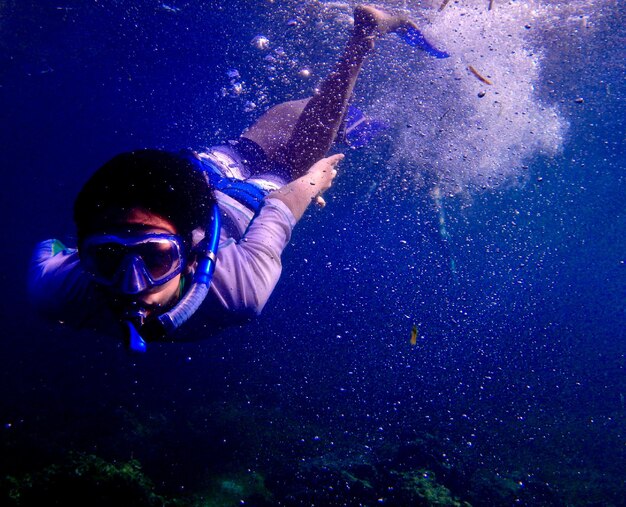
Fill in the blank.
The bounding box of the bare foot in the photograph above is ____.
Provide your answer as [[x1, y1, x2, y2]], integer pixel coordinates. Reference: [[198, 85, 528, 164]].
[[353, 4, 417, 42]]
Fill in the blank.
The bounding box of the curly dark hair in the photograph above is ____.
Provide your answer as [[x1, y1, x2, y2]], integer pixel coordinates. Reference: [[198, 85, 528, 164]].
[[74, 149, 214, 250]]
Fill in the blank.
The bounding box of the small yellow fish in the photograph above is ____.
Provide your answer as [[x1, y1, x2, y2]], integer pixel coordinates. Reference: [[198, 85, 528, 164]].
[[410, 324, 418, 346]]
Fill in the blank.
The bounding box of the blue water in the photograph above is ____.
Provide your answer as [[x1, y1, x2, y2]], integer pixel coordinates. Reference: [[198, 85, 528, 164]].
[[1, 1, 624, 505]]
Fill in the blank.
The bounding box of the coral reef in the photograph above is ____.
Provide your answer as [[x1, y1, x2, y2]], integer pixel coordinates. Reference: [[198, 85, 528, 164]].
[[2, 453, 183, 507]]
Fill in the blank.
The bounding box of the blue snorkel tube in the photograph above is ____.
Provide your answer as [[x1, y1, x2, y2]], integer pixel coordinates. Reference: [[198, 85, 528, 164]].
[[127, 202, 221, 352], [158, 203, 221, 333]]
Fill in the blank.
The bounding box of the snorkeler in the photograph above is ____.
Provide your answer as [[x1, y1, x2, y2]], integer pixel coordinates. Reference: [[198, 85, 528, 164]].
[[29, 5, 436, 351]]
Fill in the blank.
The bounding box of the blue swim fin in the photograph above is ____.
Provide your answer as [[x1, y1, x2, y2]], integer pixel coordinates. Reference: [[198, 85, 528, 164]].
[[342, 105, 388, 148], [399, 26, 450, 59]]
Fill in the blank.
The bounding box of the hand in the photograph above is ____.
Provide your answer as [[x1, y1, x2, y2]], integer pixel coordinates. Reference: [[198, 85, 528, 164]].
[[267, 153, 345, 222], [306, 153, 344, 208]]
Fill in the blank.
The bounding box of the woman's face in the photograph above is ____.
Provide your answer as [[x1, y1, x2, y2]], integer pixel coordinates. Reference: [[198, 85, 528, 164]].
[[106, 208, 184, 319]]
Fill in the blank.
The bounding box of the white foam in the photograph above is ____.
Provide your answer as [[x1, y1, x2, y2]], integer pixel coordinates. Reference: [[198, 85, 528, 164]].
[[321, 0, 612, 195]]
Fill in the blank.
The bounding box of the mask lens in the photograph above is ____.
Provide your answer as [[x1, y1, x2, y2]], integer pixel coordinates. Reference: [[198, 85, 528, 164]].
[[83, 242, 128, 282], [136, 239, 181, 281]]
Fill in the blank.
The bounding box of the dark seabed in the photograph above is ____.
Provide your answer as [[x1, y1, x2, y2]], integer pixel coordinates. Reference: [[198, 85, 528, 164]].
[[1, 0, 624, 505]]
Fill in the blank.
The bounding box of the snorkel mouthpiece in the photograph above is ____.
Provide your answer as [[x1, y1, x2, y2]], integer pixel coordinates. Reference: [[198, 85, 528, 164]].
[[124, 320, 148, 353], [123, 305, 148, 353]]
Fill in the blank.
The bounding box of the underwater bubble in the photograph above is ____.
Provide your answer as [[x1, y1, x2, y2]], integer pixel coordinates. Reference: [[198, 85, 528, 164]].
[[231, 82, 243, 95], [252, 35, 270, 50]]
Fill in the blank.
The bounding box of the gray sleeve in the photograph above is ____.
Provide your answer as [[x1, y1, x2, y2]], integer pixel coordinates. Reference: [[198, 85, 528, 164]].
[[208, 198, 297, 317], [28, 239, 102, 325]]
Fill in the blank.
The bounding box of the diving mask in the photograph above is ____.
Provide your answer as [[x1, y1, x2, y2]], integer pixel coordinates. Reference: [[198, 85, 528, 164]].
[[80, 233, 184, 294]]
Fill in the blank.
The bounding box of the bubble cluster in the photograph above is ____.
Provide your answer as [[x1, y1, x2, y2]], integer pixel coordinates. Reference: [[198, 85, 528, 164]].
[[318, 0, 611, 196], [221, 68, 245, 97]]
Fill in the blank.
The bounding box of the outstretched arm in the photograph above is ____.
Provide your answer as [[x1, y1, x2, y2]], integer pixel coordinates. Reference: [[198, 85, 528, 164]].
[[267, 154, 343, 221], [207, 154, 342, 317]]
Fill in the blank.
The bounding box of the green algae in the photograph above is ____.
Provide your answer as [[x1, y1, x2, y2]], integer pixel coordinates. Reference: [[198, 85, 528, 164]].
[[396, 469, 471, 507], [4, 452, 185, 507]]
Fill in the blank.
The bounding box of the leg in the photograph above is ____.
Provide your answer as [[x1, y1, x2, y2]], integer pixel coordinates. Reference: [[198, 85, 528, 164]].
[[277, 5, 415, 179], [242, 98, 310, 162], [242, 5, 415, 181]]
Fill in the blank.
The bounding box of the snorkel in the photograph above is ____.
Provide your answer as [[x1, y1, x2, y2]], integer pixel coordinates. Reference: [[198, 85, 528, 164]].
[[125, 202, 221, 352]]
